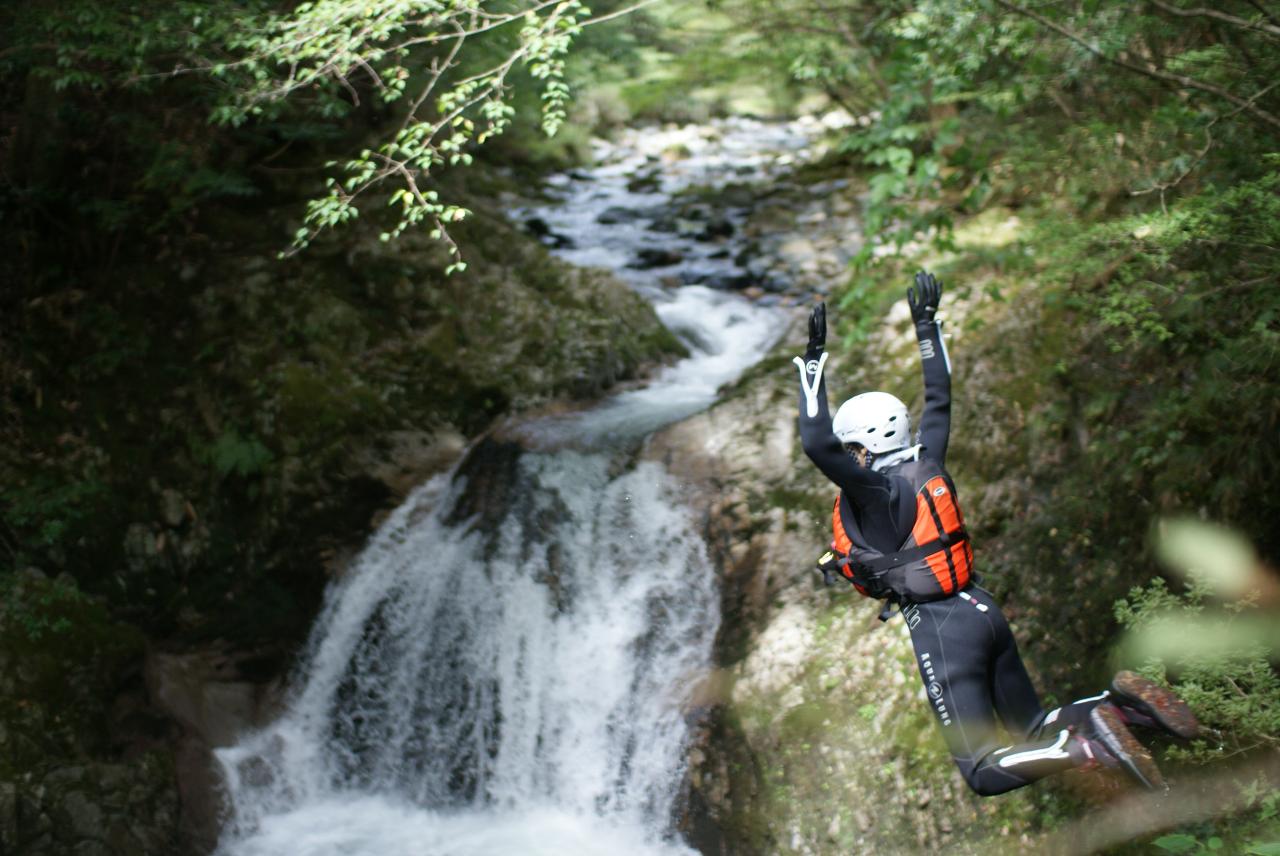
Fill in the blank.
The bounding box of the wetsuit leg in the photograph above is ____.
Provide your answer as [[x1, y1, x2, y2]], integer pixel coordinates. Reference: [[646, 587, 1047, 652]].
[[903, 592, 1081, 796], [966, 585, 1106, 739]]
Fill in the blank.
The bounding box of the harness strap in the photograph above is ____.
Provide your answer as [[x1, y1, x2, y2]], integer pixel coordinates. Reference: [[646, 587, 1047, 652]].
[[857, 528, 970, 574]]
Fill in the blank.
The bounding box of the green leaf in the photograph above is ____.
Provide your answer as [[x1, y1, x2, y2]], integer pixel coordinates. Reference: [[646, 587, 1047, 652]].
[[1246, 844, 1280, 856], [1153, 835, 1200, 854]]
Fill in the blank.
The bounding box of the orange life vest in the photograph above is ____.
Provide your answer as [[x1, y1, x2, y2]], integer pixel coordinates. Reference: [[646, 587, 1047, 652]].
[[830, 457, 973, 603]]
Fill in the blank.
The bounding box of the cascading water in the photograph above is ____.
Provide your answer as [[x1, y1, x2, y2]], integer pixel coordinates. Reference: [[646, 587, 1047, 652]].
[[216, 450, 720, 855], [214, 117, 822, 855]]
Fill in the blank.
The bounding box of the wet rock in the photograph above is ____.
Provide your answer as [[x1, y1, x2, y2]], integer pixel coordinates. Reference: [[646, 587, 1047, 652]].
[[626, 172, 661, 193], [347, 429, 466, 501], [0, 782, 16, 853], [123, 523, 161, 573], [777, 236, 817, 260], [444, 437, 525, 538], [760, 274, 789, 294], [173, 736, 223, 853], [145, 651, 282, 749], [524, 216, 552, 238], [702, 272, 754, 291], [523, 217, 574, 249], [700, 216, 735, 240], [733, 243, 761, 269], [60, 790, 103, 840], [675, 218, 706, 238], [73, 842, 111, 856], [629, 248, 685, 269], [597, 206, 642, 225], [20, 759, 180, 856], [713, 183, 758, 210], [809, 178, 851, 195], [159, 490, 187, 528], [661, 143, 693, 162]]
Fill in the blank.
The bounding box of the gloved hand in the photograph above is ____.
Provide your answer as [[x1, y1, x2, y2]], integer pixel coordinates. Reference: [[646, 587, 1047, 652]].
[[804, 302, 826, 362], [907, 271, 942, 325]]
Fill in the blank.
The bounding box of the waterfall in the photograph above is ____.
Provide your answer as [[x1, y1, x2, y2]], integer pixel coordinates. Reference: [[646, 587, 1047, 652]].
[[216, 450, 717, 855], [214, 117, 821, 854]]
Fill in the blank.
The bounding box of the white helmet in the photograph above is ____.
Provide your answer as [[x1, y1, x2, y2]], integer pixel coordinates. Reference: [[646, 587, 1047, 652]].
[[832, 392, 910, 454]]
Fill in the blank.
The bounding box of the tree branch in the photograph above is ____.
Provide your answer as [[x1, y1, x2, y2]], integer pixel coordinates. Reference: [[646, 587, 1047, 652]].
[[995, 0, 1280, 131], [1028, 751, 1280, 855], [1147, 0, 1280, 39], [1245, 0, 1280, 29]]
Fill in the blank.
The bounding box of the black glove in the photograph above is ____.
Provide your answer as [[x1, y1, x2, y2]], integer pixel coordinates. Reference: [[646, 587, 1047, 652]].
[[907, 271, 942, 325], [805, 302, 826, 362]]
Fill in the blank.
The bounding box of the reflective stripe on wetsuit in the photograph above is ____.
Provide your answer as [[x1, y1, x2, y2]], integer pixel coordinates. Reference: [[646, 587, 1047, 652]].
[[901, 586, 1107, 795]]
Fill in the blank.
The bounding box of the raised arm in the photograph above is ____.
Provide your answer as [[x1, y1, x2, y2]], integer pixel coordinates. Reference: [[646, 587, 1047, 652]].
[[793, 304, 894, 503], [908, 271, 952, 464]]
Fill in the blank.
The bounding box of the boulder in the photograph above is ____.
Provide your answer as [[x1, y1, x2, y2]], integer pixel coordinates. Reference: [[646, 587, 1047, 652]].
[[597, 206, 642, 225], [629, 248, 685, 269], [145, 651, 282, 750], [701, 216, 735, 240], [626, 172, 661, 193], [144, 649, 285, 852]]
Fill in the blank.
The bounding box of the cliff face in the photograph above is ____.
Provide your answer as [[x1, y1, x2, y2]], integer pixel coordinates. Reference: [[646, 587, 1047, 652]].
[[643, 187, 1114, 854], [648, 301, 1082, 855]]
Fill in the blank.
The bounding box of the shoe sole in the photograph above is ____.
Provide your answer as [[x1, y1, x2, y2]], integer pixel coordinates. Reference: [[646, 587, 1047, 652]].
[[1111, 671, 1201, 740], [1091, 703, 1166, 790]]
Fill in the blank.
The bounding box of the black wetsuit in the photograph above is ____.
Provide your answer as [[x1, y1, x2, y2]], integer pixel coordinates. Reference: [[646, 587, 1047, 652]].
[[799, 318, 1103, 795]]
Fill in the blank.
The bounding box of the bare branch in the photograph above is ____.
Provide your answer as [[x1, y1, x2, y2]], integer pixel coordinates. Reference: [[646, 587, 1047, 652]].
[[1245, 0, 1280, 29], [577, 0, 665, 29], [1022, 752, 1280, 855], [1147, 0, 1280, 39]]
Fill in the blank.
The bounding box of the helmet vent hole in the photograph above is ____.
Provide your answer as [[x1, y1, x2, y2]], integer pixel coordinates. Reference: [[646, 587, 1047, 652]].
[[885, 430, 895, 437], [889, 416, 897, 422], [868, 428, 876, 434]]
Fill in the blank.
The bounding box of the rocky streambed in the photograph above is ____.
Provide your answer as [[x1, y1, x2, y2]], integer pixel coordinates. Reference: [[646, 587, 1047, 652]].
[[516, 114, 866, 309]]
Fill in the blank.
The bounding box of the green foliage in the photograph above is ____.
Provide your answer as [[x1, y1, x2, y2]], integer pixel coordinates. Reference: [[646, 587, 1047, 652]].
[[711, 0, 1280, 261], [1154, 833, 1225, 854], [0, 569, 147, 774], [1, 0, 658, 264], [1114, 575, 1280, 765], [205, 430, 274, 479], [1, 474, 107, 564], [0, 571, 89, 642], [199, 0, 598, 255]]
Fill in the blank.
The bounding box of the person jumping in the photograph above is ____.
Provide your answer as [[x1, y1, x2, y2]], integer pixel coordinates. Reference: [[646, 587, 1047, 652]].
[[792, 272, 1199, 796]]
